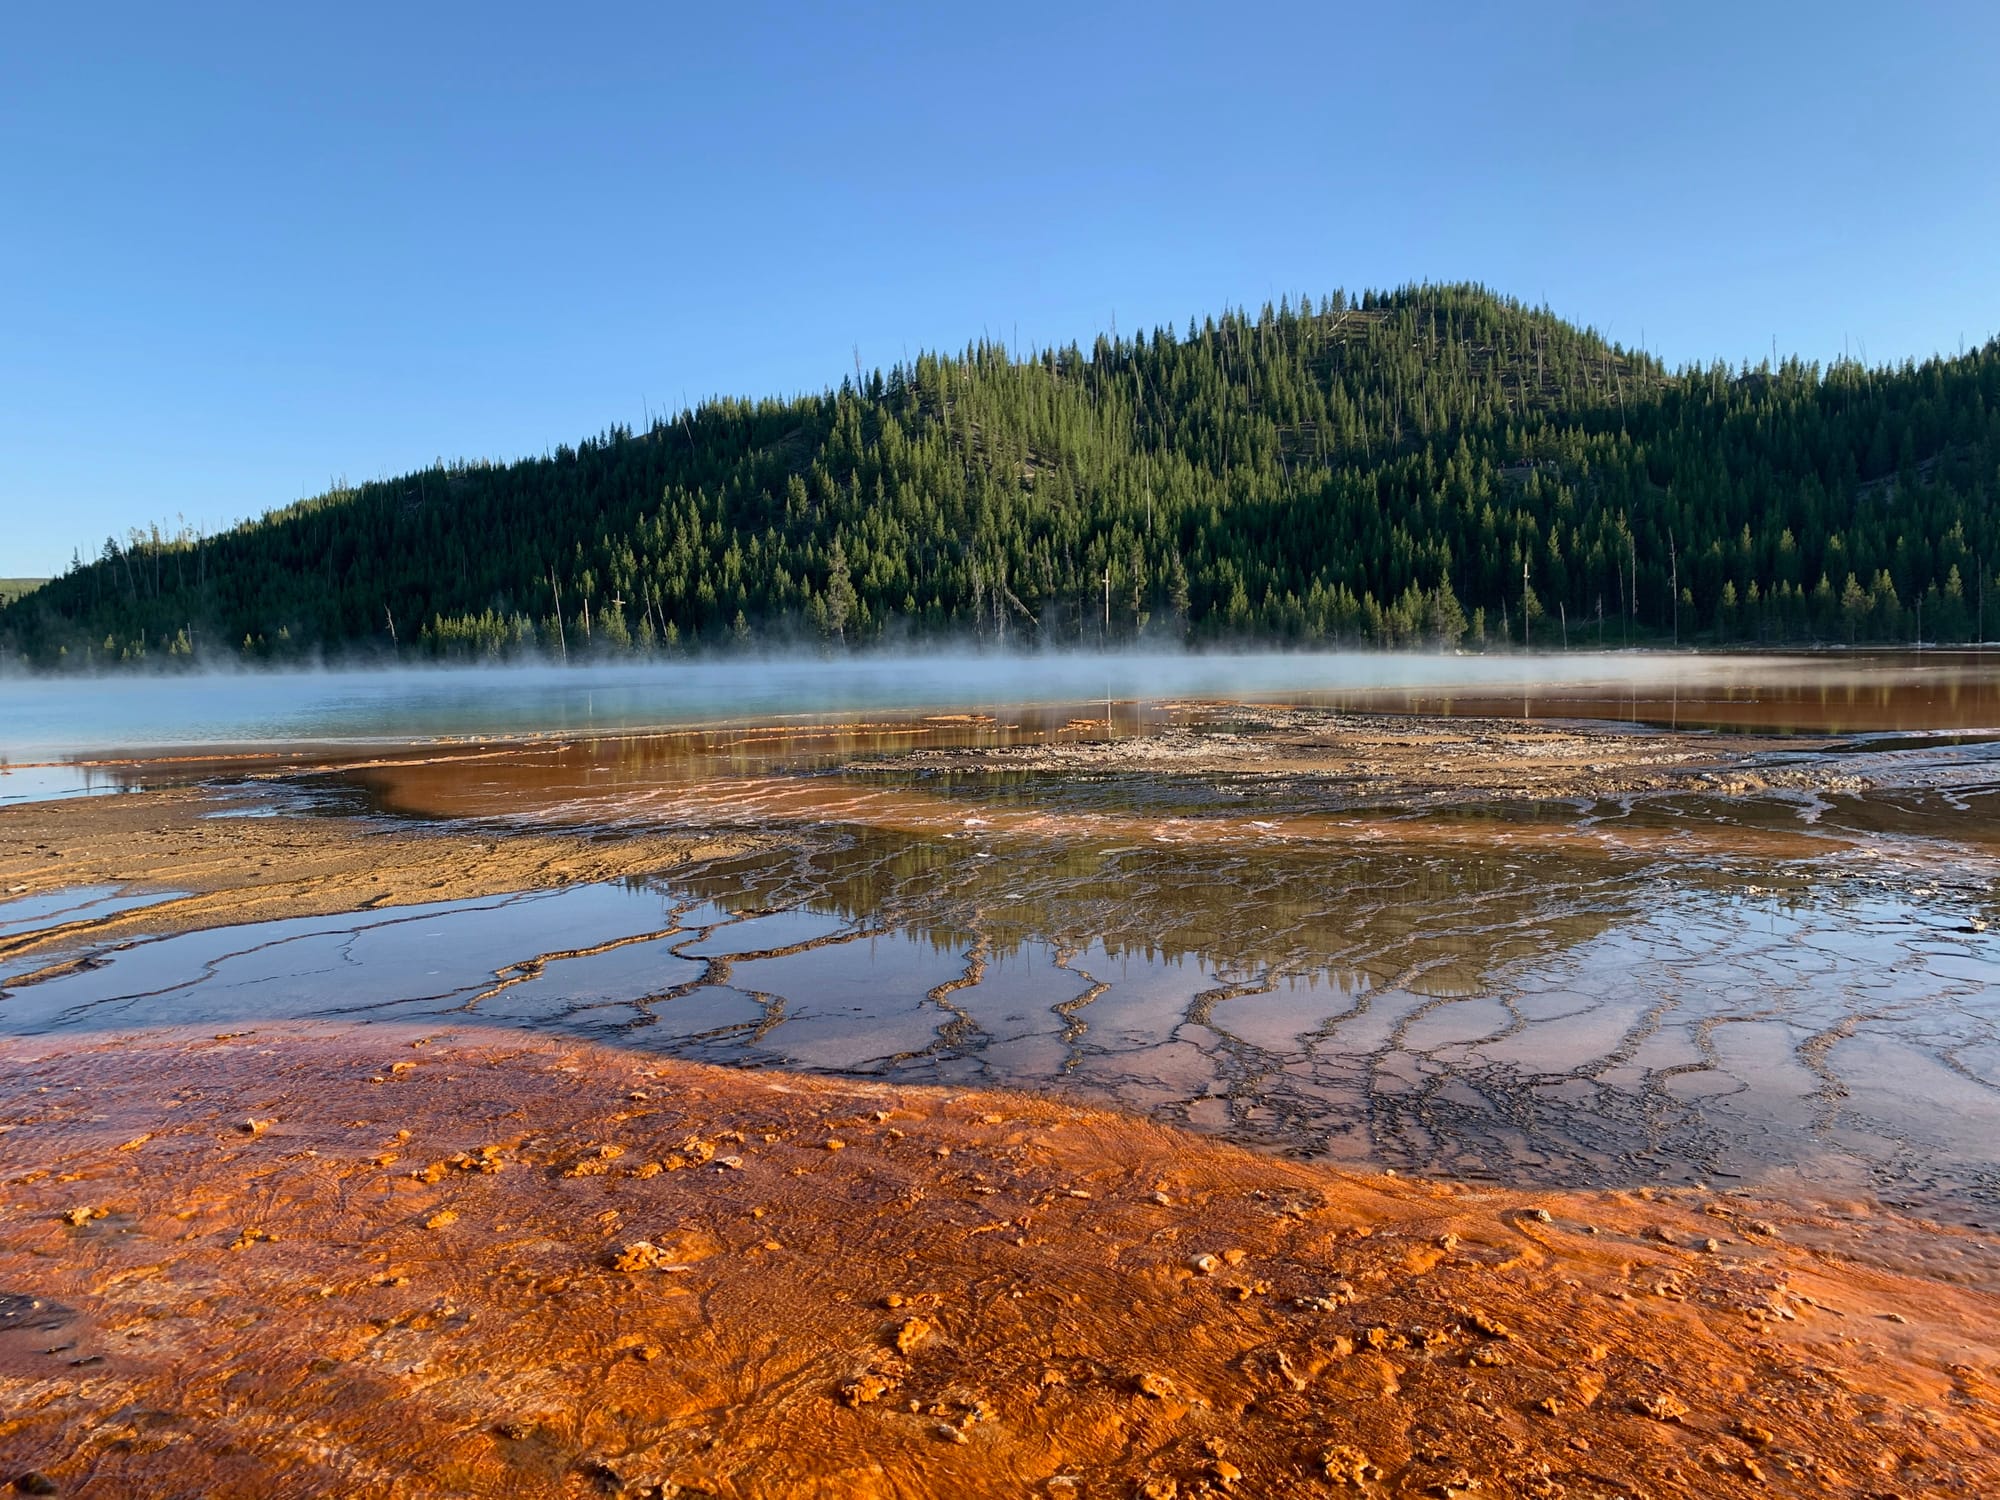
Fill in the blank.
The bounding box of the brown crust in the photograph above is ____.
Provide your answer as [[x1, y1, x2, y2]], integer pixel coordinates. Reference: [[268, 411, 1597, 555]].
[[0, 786, 761, 964]]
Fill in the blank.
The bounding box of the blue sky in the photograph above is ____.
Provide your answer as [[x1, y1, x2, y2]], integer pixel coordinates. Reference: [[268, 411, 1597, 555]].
[[3, 1, 1996, 577]]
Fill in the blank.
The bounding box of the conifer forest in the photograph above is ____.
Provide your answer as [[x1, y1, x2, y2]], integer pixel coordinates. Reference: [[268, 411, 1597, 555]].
[[7, 283, 1997, 667]]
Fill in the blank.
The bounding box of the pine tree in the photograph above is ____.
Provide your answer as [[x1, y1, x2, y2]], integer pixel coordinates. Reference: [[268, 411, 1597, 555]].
[[824, 536, 856, 643]]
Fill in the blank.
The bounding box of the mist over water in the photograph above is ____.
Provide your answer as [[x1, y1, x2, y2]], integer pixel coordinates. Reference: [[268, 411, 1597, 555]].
[[5, 648, 1997, 760]]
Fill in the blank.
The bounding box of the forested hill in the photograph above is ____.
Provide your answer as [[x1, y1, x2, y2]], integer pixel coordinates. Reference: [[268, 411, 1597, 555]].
[[6, 283, 1999, 667]]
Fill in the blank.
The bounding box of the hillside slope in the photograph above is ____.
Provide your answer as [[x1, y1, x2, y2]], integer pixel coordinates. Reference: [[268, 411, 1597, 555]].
[[5, 283, 1997, 666]]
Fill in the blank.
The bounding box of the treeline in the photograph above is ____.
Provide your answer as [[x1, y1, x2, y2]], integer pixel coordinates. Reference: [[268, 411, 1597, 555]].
[[5, 282, 1998, 668]]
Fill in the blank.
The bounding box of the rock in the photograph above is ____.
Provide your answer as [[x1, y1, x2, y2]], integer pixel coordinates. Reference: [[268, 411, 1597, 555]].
[[1733, 1419, 1774, 1447], [1423, 1469, 1480, 1497], [1210, 1459, 1243, 1486], [840, 1374, 893, 1406], [1134, 1371, 1175, 1399], [1466, 1309, 1511, 1339], [663, 1138, 716, 1171], [1136, 1478, 1177, 1499], [562, 1144, 625, 1178], [59, 1207, 105, 1228], [893, 1316, 933, 1355], [1189, 1253, 1221, 1275], [612, 1241, 663, 1272], [15, 1473, 59, 1496], [824, 1139, 847, 1151], [238, 1118, 275, 1136], [1635, 1391, 1690, 1423], [935, 1423, 969, 1444], [424, 1210, 458, 1230], [1321, 1445, 1383, 1485]]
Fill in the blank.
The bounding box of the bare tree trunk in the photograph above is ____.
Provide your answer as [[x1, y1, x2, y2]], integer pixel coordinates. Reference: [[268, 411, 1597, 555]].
[[549, 571, 568, 661], [1669, 531, 1679, 646]]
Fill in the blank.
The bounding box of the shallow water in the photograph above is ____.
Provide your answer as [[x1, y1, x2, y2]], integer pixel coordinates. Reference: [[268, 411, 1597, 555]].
[[6, 802, 1996, 1219], [0, 763, 154, 808]]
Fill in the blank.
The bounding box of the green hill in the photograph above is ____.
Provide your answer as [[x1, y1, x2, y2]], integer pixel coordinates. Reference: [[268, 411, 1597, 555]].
[[0, 579, 45, 608], [4, 283, 1997, 667]]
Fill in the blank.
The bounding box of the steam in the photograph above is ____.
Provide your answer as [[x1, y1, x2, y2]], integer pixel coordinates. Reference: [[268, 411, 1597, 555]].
[[1, 647, 1987, 762]]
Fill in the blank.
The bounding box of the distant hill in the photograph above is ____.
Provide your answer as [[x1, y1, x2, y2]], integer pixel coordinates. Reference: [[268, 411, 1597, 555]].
[[4, 283, 1997, 667], [0, 579, 45, 608]]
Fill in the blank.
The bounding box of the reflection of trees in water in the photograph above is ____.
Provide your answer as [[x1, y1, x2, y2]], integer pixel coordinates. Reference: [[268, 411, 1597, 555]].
[[638, 829, 1841, 1195], [649, 827, 1664, 992]]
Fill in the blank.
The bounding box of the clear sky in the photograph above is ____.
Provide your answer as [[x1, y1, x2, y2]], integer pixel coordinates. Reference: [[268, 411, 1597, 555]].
[[3, 1, 1996, 577]]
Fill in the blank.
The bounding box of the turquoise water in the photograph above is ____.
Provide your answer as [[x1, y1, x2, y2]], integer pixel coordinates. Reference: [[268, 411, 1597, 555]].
[[5, 650, 1998, 760]]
